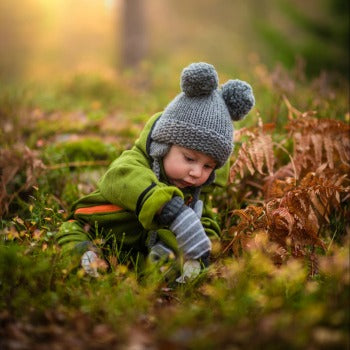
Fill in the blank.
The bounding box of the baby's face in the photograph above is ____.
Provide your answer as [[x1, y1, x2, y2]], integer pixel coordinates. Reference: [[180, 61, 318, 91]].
[[163, 145, 216, 188]]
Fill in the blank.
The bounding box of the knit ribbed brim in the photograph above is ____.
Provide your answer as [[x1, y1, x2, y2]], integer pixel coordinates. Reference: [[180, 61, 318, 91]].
[[152, 119, 232, 167]]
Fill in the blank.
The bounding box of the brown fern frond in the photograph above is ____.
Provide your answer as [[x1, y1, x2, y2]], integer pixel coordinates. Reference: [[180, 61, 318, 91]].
[[300, 171, 348, 223], [249, 137, 266, 175], [231, 208, 252, 224], [266, 206, 294, 247], [230, 144, 254, 181], [333, 138, 350, 166], [249, 205, 265, 218], [253, 119, 276, 176], [309, 190, 329, 220], [225, 205, 268, 257], [283, 191, 320, 241], [227, 99, 349, 266], [269, 207, 294, 233], [0, 147, 45, 216], [263, 134, 275, 176], [230, 122, 276, 182], [323, 135, 334, 169], [264, 177, 296, 200], [285, 109, 350, 174], [294, 132, 311, 156], [230, 206, 266, 232], [234, 127, 249, 140], [229, 157, 244, 181], [310, 134, 323, 164], [241, 145, 256, 176]]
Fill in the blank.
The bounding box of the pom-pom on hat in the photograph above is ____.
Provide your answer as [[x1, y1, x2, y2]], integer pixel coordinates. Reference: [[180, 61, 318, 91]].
[[151, 62, 255, 168]]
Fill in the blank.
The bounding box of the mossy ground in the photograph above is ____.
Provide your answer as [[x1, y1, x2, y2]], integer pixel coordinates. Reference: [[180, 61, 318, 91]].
[[0, 61, 349, 349]]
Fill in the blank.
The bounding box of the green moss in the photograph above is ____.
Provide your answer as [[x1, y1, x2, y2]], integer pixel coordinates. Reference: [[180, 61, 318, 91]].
[[43, 138, 120, 164]]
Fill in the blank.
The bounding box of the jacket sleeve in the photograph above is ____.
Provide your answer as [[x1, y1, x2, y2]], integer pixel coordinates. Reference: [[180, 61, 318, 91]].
[[98, 114, 183, 231]]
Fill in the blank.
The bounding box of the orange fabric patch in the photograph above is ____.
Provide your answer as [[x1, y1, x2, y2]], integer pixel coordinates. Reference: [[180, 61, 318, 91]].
[[74, 204, 123, 215]]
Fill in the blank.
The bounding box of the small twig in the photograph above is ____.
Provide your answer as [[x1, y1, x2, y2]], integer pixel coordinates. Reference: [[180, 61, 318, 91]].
[[282, 95, 302, 119], [220, 237, 236, 256]]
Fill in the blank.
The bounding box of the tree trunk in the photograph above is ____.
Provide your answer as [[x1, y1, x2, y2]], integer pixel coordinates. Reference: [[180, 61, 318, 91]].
[[120, 0, 148, 69]]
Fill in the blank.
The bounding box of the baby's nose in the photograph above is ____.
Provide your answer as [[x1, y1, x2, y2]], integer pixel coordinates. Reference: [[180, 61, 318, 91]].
[[189, 165, 202, 178]]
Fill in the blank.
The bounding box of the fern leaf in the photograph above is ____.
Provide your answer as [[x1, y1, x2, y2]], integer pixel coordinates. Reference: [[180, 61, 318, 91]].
[[262, 134, 275, 176], [249, 137, 265, 175], [230, 157, 242, 181], [230, 144, 255, 181], [309, 190, 327, 218], [310, 134, 323, 164], [249, 205, 264, 218], [242, 147, 256, 176], [294, 133, 311, 155], [333, 139, 350, 165], [231, 209, 251, 223], [323, 135, 334, 169], [305, 206, 320, 239], [270, 207, 294, 233]]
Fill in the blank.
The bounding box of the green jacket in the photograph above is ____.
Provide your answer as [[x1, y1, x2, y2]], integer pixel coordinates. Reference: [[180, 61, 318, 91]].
[[69, 112, 229, 251]]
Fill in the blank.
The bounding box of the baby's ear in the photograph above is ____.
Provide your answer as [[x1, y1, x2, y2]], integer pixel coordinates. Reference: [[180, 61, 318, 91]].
[[221, 79, 255, 121]]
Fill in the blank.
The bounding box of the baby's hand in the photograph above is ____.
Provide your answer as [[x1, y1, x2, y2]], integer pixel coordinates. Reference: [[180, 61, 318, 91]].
[[176, 252, 210, 283], [81, 250, 107, 277], [176, 259, 201, 284]]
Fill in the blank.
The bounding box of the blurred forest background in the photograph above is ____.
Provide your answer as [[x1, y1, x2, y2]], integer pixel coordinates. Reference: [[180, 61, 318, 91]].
[[0, 1, 349, 349], [0, 0, 349, 81]]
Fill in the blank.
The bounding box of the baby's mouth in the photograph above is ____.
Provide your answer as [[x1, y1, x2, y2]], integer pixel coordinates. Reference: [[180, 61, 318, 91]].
[[176, 180, 195, 188]]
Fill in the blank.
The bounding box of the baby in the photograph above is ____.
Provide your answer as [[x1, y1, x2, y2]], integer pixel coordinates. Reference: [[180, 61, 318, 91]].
[[57, 62, 255, 280]]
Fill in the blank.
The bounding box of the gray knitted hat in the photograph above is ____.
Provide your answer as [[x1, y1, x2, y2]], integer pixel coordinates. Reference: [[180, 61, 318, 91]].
[[151, 62, 255, 168]]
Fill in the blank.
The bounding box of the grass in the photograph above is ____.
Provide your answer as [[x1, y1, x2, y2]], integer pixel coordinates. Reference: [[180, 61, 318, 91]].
[[0, 59, 349, 349]]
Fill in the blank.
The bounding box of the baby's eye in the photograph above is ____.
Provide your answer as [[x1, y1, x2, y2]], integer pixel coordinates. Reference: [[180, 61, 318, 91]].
[[184, 155, 194, 162], [204, 164, 214, 170]]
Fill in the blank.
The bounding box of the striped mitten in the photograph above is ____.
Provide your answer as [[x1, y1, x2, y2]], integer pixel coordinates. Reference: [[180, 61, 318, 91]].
[[159, 197, 211, 260]]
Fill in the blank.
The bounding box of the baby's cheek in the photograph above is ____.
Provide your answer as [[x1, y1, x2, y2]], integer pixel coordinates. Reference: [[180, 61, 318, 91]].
[[202, 171, 212, 183]]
